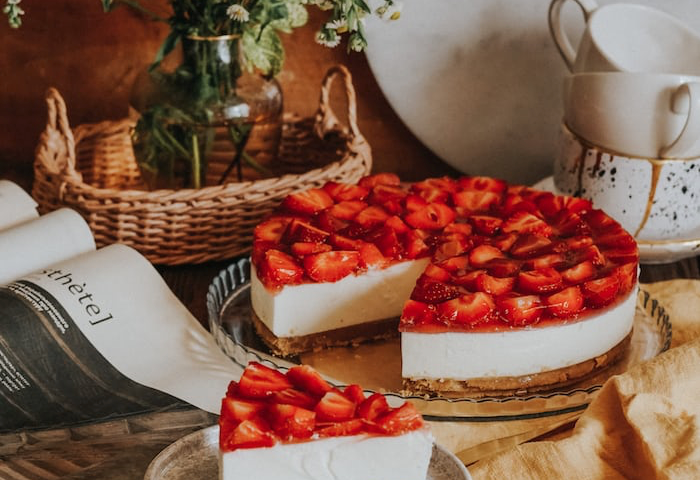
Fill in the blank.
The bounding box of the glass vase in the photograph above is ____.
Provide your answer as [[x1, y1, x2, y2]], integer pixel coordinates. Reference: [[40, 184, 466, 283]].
[[131, 35, 283, 190]]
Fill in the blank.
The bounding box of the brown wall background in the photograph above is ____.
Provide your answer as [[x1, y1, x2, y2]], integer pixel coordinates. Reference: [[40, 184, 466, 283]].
[[0, 1, 457, 188]]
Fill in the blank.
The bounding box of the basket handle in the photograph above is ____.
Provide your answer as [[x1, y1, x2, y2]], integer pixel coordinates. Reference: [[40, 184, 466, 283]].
[[38, 87, 80, 179], [314, 65, 365, 142]]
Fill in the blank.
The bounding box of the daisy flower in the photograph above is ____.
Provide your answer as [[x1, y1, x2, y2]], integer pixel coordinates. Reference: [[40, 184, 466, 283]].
[[325, 18, 348, 33], [226, 4, 250, 22], [315, 30, 341, 48]]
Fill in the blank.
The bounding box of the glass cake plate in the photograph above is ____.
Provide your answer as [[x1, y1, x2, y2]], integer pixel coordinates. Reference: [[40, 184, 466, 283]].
[[207, 258, 672, 422], [143, 425, 472, 480]]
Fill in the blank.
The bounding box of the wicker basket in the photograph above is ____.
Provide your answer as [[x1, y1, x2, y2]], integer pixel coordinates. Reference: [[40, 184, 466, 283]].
[[32, 65, 372, 265]]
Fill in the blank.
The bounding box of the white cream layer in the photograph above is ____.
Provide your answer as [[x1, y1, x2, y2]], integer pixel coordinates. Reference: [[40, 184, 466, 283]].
[[251, 259, 429, 337], [219, 428, 434, 480], [401, 287, 638, 380]]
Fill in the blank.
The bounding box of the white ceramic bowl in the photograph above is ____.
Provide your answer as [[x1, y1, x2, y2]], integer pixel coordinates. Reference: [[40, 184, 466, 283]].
[[553, 122, 700, 241]]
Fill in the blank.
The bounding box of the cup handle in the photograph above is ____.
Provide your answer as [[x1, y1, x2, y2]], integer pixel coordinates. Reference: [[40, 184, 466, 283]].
[[660, 82, 700, 158], [548, 0, 598, 71]]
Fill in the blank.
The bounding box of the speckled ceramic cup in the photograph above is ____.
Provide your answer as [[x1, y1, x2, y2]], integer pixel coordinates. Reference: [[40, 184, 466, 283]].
[[553, 123, 700, 241]]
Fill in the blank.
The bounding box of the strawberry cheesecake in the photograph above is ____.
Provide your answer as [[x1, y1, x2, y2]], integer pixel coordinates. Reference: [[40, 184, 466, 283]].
[[250, 174, 639, 395], [218, 362, 434, 480]]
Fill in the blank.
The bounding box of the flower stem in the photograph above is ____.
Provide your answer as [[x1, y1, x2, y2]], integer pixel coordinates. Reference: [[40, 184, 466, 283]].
[[191, 132, 201, 189]]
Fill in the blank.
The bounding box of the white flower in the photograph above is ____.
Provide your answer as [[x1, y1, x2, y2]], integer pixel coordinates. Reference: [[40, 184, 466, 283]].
[[348, 33, 367, 52], [315, 30, 341, 48], [7, 0, 21, 5], [226, 4, 250, 22], [325, 18, 347, 33]]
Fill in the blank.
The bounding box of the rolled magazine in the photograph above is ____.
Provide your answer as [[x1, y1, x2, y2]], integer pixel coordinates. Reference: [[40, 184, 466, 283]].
[[0, 179, 39, 231], [0, 184, 240, 432]]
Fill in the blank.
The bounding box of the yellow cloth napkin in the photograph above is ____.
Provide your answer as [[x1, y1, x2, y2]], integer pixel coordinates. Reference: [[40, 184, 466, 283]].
[[469, 280, 700, 479]]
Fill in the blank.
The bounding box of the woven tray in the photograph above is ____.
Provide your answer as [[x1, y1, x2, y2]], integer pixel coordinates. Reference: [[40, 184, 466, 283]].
[[32, 65, 372, 265]]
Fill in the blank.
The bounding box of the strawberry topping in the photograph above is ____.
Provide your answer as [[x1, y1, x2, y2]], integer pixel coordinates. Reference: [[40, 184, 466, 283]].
[[219, 363, 425, 451], [252, 174, 638, 333]]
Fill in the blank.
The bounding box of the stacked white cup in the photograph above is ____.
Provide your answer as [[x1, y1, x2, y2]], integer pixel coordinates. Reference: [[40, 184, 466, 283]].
[[548, 0, 700, 242]]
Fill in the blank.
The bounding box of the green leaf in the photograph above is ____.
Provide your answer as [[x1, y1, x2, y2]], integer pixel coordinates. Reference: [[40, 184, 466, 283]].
[[242, 26, 285, 77], [150, 30, 182, 71]]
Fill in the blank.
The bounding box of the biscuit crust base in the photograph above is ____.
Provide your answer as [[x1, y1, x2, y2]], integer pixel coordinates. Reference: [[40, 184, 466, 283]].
[[402, 331, 632, 398], [252, 310, 399, 357]]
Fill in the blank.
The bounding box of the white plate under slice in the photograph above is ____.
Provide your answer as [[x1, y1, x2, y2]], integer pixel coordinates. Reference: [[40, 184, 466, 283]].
[[143, 426, 472, 480]]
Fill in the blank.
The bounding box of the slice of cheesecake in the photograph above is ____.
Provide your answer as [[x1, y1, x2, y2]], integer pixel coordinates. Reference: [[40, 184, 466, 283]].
[[218, 362, 434, 480]]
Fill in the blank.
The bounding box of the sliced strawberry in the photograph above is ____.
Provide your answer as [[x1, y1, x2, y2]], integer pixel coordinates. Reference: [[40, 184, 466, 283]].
[[343, 384, 366, 404], [468, 215, 503, 235], [458, 176, 507, 193], [271, 388, 317, 409], [581, 272, 620, 307], [509, 234, 553, 259], [404, 203, 456, 230], [616, 262, 638, 294], [252, 240, 282, 267], [496, 295, 543, 325], [358, 242, 387, 268], [544, 286, 584, 318], [316, 210, 349, 232], [476, 273, 516, 296], [267, 404, 316, 440], [490, 232, 518, 251], [254, 216, 293, 242], [329, 200, 368, 220], [370, 183, 408, 205], [375, 403, 424, 435], [358, 173, 401, 189], [221, 418, 276, 450], [444, 222, 473, 236], [404, 193, 429, 212], [282, 188, 334, 215], [434, 234, 471, 260], [357, 392, 390, 422], [403, 230, 430, 259], [413, 176, 459, 194], [238, 362, 293, 398], [502, 211, 552, 236], [317, 418, 365, 437], [259, 249, 305, 289], [221, 397, 265, 423], [551, 212, 592, 238], [315, 390, 357, 422], [226, 380, 240, 397], [536, 192, 592, 218], [329, 233, 364, 250], [517, 267, 563, 294], [355, 205, 390, 228], [454, 190, 502, 213], [577, 245, 607, 266], [423, 264, 451, 282], [287, 365, 333, 397], [561, 260, 595, 284], [385, 215, 410, 234], [303, 250, 360, 282], [500, 193, 540, 217], [290, 242, 333, 257], [452, 269, 485, 290], [322, 181, 370, 201], [399, 300, 437, 329], [437, 255, 469, 273], [283, 219, 330, 243], [582, 209, 618, 233], [368, 226, 402, 258], [437, 292, 495, 325], [523, 253, 567, 270], [556, 235, 594, 252], [485, 258, 521, 277], [468, 244, 504, 267], [411, 280, 461, 303]]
